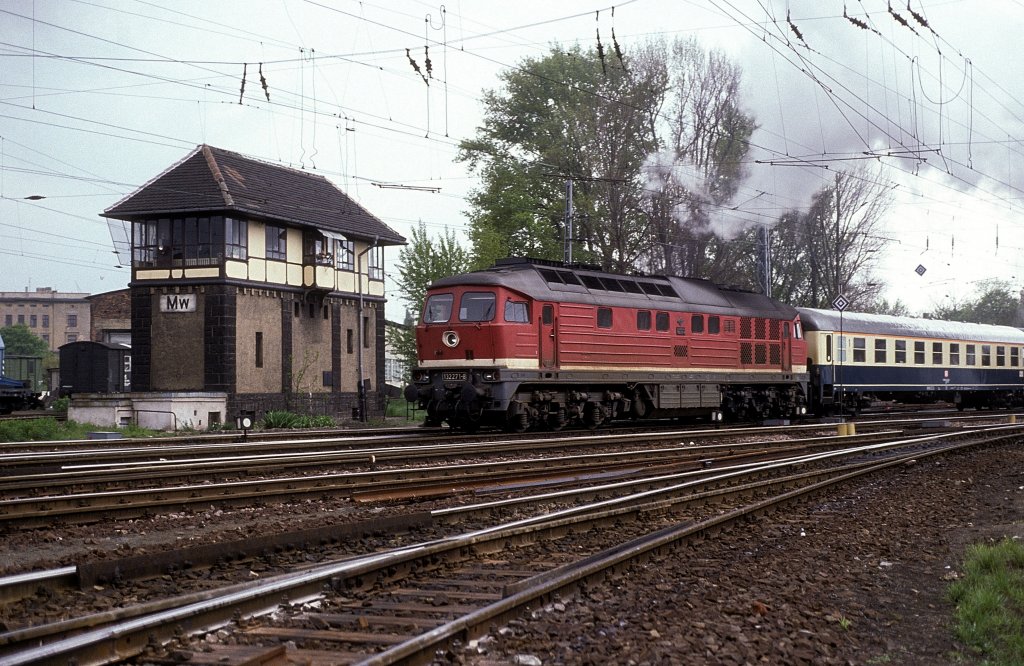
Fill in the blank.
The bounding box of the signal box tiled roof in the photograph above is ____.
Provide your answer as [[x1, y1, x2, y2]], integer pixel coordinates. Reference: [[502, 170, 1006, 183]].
[[102, 144, 405, 245]]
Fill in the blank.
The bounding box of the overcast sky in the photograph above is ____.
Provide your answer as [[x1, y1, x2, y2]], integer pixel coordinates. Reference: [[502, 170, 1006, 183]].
[[2, 0, 1023, 320]]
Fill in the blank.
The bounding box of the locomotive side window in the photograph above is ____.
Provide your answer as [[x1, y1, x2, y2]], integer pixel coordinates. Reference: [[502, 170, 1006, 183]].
[[637, 311, 651, 331], [932, 342, 943, 365], [874, 339, 887, 363], [504, 300, 530, 323], [853, 337, 866, 362], [656, 312, 670, 331], [597, 307, 613, 329], [981, 345, 992, 366], [997, 346, 1006, 366], [459, 292, 496, 322], [542, 304, 553, 325], [691, 315, 704, 334], [895, 340, 907, 364], [950, 343, 960, 365], [966, 344, 976, 365], [424, 294, 454, 323], [708, 316, 720, 334], [914, 341, 925, 365]]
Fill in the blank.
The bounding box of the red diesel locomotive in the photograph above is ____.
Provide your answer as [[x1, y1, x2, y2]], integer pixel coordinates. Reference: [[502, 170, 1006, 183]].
[[404, 258, 809, 431]]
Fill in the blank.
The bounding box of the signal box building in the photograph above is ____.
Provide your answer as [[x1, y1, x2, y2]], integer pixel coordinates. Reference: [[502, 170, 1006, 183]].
[[89, 145, 405, 429]]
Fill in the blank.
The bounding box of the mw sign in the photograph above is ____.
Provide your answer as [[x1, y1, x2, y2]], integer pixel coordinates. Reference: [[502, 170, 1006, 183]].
[[160, 294, 197, 313]]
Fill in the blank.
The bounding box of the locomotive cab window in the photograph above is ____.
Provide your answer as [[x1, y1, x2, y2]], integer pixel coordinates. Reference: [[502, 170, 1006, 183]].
[[656, 312, 670, 331], [597, 307, 613, 329], [459, 292, 496, 322], [424, 294, 454, 323], [691, 315, 704, 334], [504, 300, 530, 323], [637, 311, 651, 331]]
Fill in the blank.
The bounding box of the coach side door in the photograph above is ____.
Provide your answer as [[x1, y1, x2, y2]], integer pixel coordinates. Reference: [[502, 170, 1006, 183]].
[[540, 304, 556, 368]]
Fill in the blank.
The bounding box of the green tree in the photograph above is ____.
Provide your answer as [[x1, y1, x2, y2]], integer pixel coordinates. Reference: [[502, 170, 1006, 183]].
[[929, 281, 1020, 325], [0, 325, 49, 357]]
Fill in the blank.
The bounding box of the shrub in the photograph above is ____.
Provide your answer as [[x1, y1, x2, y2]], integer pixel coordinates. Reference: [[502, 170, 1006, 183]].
[[260, 410, 301, 429]]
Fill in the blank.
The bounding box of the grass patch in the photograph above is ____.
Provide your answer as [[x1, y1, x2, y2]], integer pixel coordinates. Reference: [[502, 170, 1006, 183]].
[[948, 537, 1024, 665], [0, 418, 161, 442]]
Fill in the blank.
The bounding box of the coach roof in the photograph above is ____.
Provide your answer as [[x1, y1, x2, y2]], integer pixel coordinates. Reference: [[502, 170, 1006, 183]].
[[798, 307, 1024, 344], [429, 258, 799, 320]]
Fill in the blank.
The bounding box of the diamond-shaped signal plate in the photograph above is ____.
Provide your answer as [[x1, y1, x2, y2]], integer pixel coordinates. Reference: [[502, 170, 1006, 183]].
[[916, 264, 927, 276], [832, 294, 849, 312]]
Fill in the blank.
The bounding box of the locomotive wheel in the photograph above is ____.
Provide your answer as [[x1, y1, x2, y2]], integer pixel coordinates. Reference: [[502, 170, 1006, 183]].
[[547, 407, 567, 431], [583, 403, 605, 430]]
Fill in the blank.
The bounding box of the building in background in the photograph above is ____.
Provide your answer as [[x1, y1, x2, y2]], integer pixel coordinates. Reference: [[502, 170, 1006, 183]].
[[0, 288, 90, 351], [88, 289, 131, 345], [74, 144, 405, 430]]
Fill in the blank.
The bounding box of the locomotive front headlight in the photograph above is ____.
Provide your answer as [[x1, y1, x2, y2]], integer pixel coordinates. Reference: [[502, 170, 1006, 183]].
[[442, 330, 460, 348], [481, 370, 500, 381], [413, 370, 430, 383]]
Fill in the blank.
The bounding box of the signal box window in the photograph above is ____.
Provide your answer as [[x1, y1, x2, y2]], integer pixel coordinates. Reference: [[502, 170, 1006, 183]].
[[459, 292, 496, 322], [895, 340, 907, 364], [504, 301, 529, 323], [950, 343, 960, 365], [266, 225, 287, 260], [853, 337, 866, 363], [874, 339, 887, 363], [933, 342, 943, 365], [424, 294, 453, 323], [597, 307, 613, 329], [708, 316, 720, 334], [656, 312, 669, 331], [966, 344, 976, 365], [637, 311, 651, 331], [691, 315, 704, 334]]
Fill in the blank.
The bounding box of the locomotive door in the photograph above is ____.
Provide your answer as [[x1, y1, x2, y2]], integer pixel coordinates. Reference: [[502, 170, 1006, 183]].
[[540, 304, 556, 368], [781, 321, 792, 371]]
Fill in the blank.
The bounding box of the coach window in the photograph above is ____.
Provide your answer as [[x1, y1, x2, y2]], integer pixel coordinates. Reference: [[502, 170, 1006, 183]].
[[932, 342, 943, 365], [997, 345, 1006, 366], [460, 292, 496, 321], [853, 337, 866, 363], [637, 311, 651, 331], [656, 312, 670, 331], [504, 300, 530, 323], [966, 344, 976, 365], [1012, 347, 1020, 367], [981, 345, 992, 366], [691, 314, 704, 334], [597, 307, 613, 329], [542, 304, 553, 325], [950, 343, 960, 365], [423, 294, 454, 323], [708, 316, 720, 334], [874, 339, 887, 363], [913, 341, 925, 364], [895, 340, 907, 364]]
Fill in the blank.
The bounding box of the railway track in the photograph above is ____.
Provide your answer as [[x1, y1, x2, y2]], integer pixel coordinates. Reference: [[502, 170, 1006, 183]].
[[1, 423, 1020, 665]]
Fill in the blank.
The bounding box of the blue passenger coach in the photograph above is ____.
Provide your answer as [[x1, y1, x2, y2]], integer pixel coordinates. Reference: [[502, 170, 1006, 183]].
[[798, 308, 1024, 413]]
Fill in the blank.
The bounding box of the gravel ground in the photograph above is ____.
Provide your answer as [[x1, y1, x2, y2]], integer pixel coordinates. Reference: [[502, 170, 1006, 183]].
[[459, 443, 1024, 665], [3, 442, 1022, 664]]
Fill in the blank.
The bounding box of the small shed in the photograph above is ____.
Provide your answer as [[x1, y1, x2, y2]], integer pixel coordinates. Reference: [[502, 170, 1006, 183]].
[[59, 341, 131, 394]]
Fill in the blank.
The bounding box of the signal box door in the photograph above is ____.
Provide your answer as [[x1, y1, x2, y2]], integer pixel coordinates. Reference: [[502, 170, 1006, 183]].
[[540, 304, 556, 368]]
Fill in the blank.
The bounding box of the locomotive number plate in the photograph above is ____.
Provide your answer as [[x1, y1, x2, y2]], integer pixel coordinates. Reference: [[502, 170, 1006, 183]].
[[442, 371, 467, 381]]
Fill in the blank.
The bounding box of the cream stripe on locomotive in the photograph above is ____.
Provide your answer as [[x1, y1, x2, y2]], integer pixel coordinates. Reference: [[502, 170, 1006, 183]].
[[419, 358, 808, 374]]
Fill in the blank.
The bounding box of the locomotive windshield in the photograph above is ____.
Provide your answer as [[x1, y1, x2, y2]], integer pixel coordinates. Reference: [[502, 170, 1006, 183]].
[[424, 293, 454, 323], [459, 292, 496, 321]]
